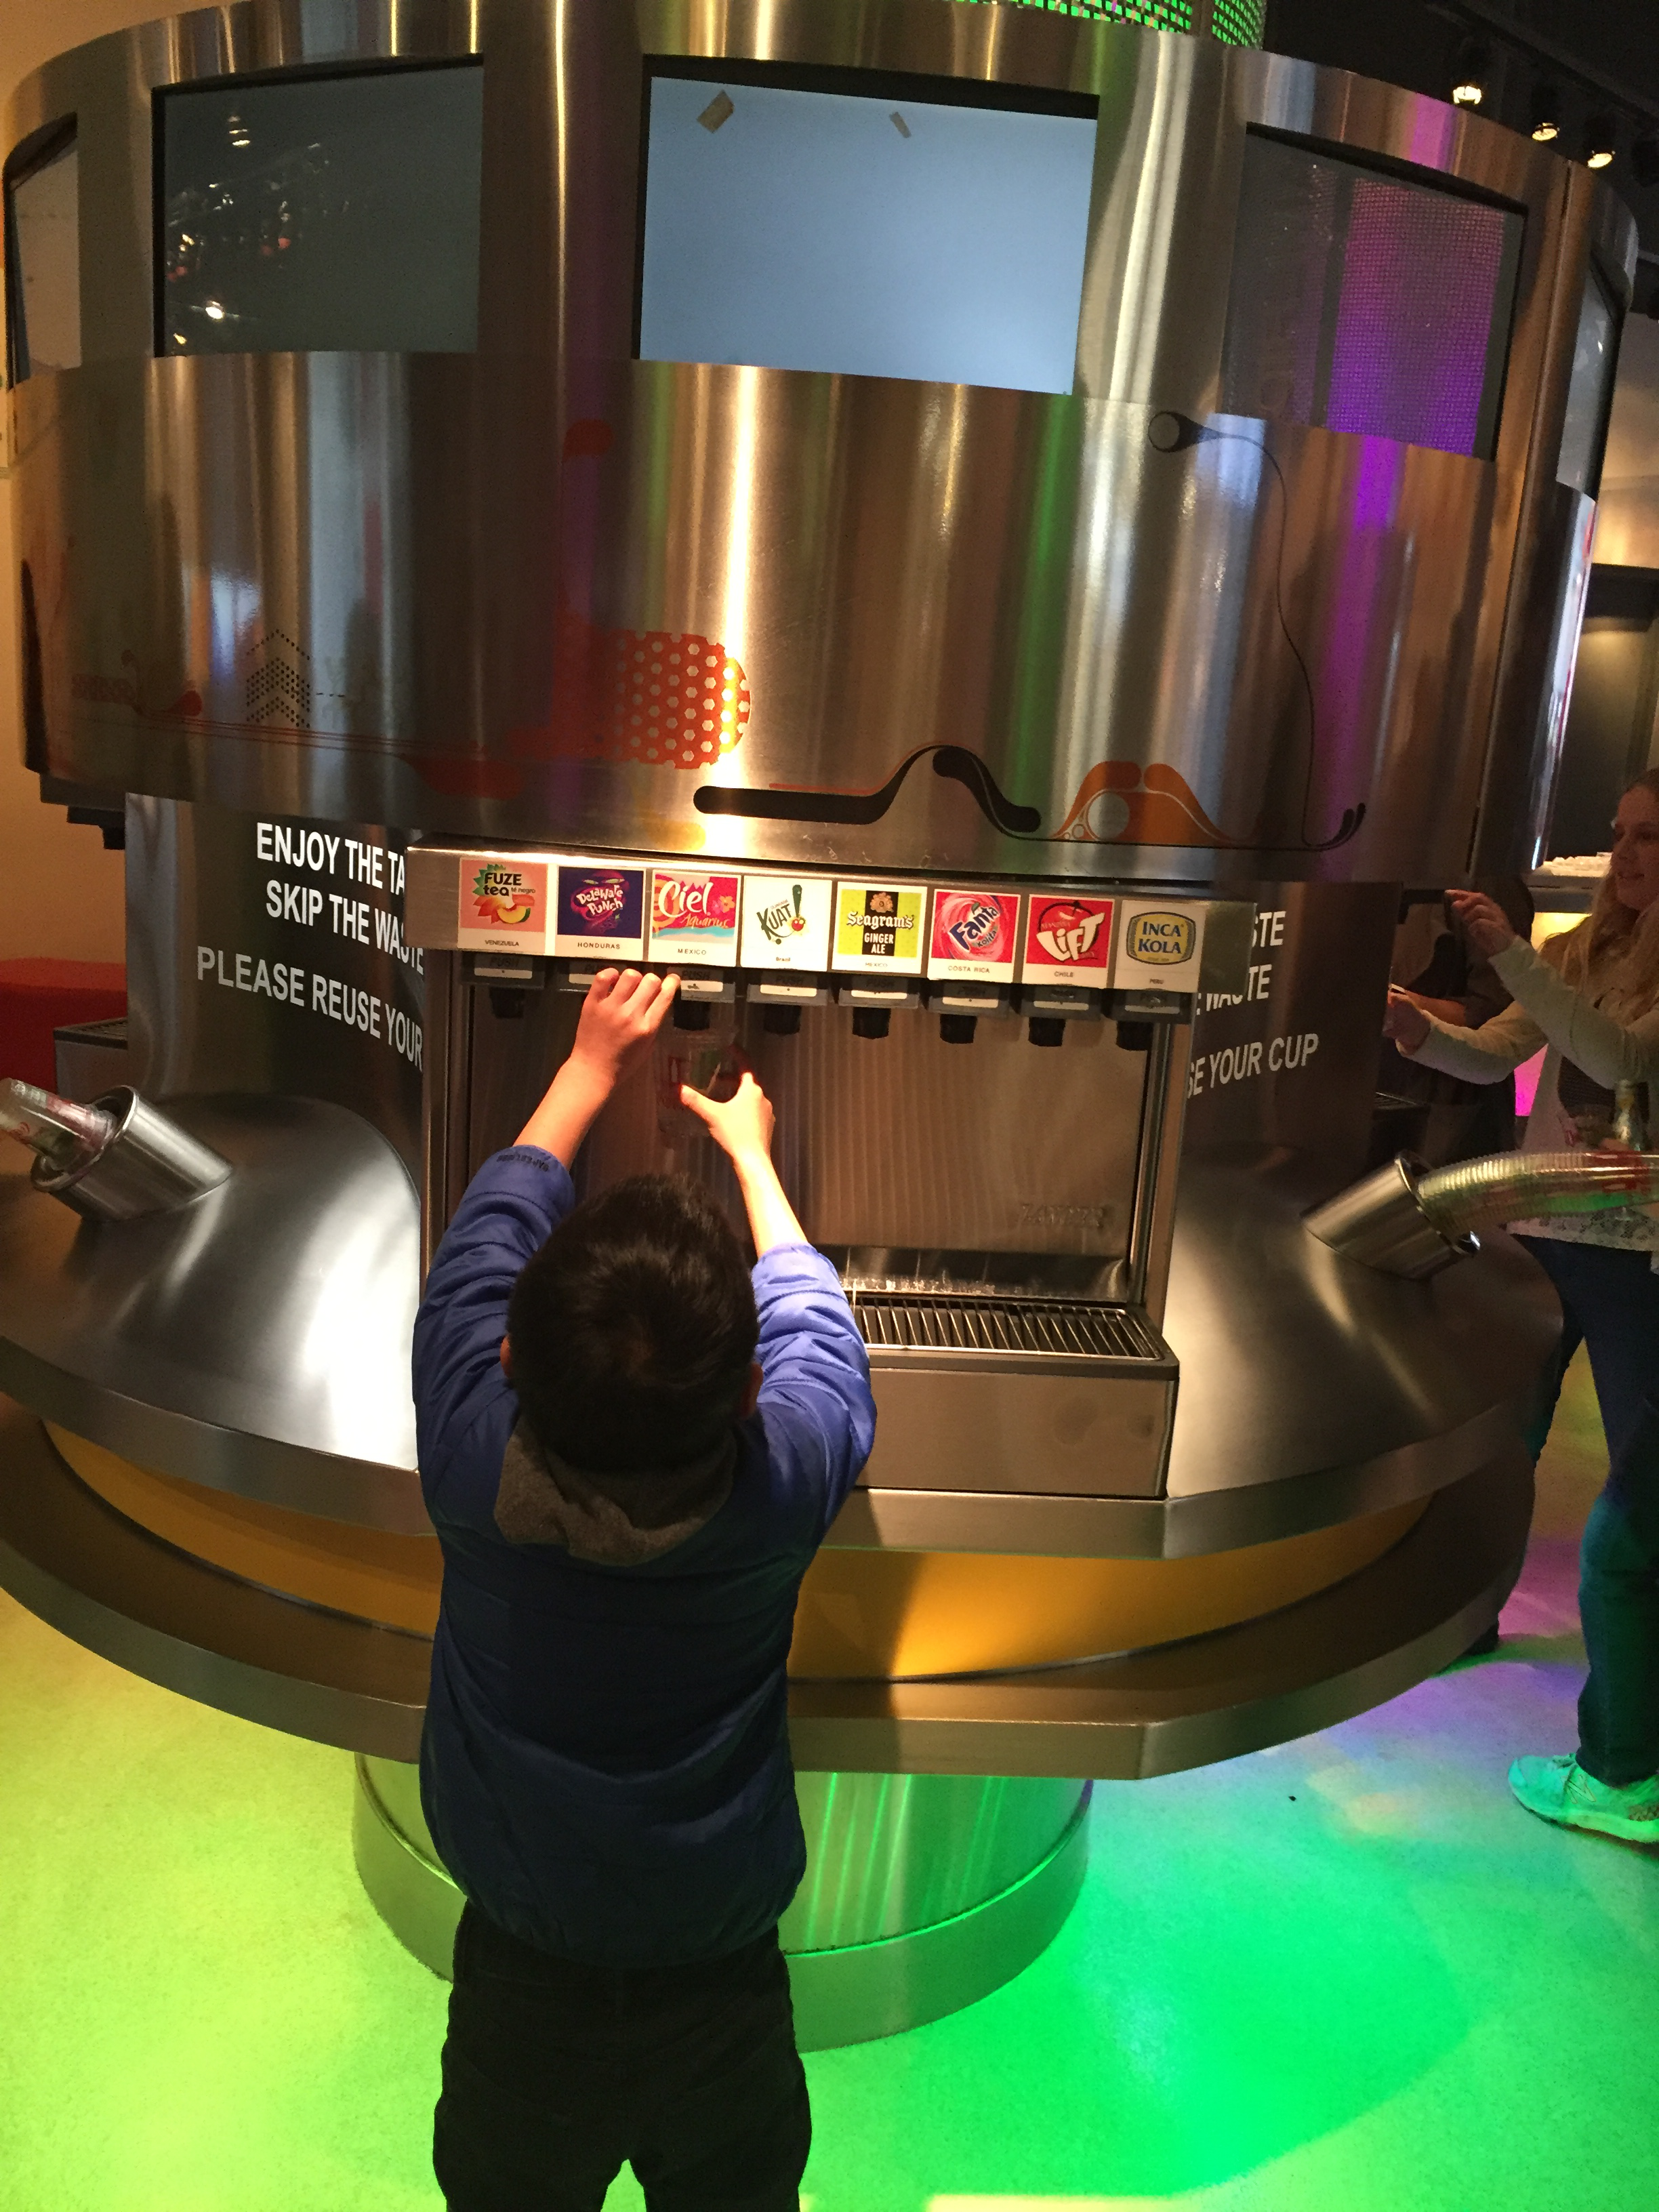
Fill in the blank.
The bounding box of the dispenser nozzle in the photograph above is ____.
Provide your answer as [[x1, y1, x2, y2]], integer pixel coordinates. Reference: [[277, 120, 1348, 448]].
[[0, 1079, 115, 1175]]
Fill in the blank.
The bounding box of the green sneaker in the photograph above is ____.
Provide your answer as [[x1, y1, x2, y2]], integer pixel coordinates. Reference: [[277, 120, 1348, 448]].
[[1509, 1755, 1659, 1843]]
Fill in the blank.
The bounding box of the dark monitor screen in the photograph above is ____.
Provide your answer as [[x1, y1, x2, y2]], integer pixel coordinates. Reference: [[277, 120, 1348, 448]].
[[157, 60, 483, 357], [5, 119, 80, 383], [637, 61, 1099, 396], [1557, 268, 1620, 497], [1221, 131, 1524, 463]]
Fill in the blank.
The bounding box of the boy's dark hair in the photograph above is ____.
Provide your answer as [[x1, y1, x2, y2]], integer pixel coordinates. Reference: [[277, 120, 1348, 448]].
[[507, 1174, 758, 1473]]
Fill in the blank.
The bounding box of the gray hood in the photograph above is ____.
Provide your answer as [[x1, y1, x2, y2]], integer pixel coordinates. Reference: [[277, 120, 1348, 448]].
[[493, 1418, 737, 1565]]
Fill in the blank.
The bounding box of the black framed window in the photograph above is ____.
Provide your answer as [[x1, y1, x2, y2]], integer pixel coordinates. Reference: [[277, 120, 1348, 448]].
[[1557, 268, 1621, 498], [5, 117, 80, 384], [636, 58, 1099, 396], [1221, 131, 1524, 462], [156, 60, 483, 357]]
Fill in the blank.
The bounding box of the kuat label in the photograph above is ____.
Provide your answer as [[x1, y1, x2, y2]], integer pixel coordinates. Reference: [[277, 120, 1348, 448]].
[[740, 874, 834, 970]]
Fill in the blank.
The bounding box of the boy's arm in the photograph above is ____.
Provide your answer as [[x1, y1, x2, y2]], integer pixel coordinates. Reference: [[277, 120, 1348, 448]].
[[414, 968, 680, 1524], [680, 1073, 875, 1531]]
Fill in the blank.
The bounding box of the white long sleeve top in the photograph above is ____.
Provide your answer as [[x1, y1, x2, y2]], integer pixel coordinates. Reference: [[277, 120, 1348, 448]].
[[1402, 935, 1659, 1260]]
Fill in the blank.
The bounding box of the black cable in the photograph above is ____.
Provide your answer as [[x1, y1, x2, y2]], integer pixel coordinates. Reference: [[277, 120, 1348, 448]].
[[1148, 411, 1365, 854]]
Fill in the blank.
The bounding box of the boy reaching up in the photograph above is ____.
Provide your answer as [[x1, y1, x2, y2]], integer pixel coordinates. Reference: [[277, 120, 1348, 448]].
[[412, 966, 876, 2212]]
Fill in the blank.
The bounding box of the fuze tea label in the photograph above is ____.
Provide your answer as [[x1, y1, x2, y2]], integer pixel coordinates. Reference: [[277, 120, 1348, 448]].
[[926, 888, 1021, 983], [1020, 894, 1114, 986], [831, 882, 926, 975], [648, 867, 740, 966], [457, 857, 549, 951], [553, 863, 647, 961], [740, 874, 833, 970], [1111, 899, 1204, 991]]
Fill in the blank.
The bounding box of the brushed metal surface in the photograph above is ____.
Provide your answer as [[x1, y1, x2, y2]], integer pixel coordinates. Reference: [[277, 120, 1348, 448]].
[[863, 1367, 1173, 1498], [353, 1751, 1092, 2044], [0, 1095, 425, 1530], [8, 3, 1635, 880], [0, 1391, 1528, 1776], [0, 1399, 428, 1757], [791, 1442, 1534, 1778], [457, 979, 1149, 1284]]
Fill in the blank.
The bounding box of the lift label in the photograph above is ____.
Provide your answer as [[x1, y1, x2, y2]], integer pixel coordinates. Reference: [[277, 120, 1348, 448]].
[[648, 868, 740, 966], [740, 874, 834, 970], [553, 864, 648, 960], [832, 883, 926, 974], [926, 889, 1021, 983], [1019, 895, 1115, 985], [458, 859, 550, 953]]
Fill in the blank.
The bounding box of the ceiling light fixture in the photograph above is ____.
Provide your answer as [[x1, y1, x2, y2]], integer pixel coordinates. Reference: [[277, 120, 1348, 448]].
[[1451, 39, 1490, 109], [1582, 113, 1617, 169], [1528, 82, 1561, 143]]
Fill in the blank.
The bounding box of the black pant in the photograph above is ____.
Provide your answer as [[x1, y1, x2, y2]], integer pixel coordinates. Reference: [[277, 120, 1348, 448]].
[[434, 1904, 810, 2212], [1517, 1236, 1659, 1786]]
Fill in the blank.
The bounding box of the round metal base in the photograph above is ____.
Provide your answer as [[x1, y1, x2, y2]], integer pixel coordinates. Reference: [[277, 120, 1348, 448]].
[[352, 1759, 1090, 2049]]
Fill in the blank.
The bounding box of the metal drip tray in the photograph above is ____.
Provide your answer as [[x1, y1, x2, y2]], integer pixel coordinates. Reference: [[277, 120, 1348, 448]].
[[849, 1292, 1174, 1377]]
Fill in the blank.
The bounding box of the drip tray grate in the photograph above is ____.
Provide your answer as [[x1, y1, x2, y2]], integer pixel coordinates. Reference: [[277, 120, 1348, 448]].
[[849, 1292, 1168, 1366]]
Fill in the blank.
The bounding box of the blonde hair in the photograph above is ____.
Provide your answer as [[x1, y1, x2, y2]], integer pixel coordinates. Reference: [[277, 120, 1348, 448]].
[[1542, 767, 1659, 1015]]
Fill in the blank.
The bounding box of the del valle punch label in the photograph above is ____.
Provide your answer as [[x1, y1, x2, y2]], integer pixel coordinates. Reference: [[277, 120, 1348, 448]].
[[554, 865, 648, 961]]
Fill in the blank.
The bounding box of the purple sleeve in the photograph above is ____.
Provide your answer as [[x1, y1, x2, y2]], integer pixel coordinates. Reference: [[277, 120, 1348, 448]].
[[752, 1245, 876, 1540], [413, 1147, 575, 1527]]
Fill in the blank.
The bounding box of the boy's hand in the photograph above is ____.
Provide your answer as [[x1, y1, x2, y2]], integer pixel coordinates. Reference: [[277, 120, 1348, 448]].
[[569, 969, 679, 1088], [680, 1073, 804, 1255], [512, 969, 678, 1165], [679, 1070, 775, 1163]]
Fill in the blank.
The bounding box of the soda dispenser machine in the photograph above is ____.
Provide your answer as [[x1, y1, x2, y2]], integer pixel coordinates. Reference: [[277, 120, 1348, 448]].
[[0, 0, 1635, 2039]]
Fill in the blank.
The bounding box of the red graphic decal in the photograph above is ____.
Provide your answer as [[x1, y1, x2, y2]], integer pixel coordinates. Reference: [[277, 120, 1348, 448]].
[[509, 611, 750, 771], [413, 758, 526, 800], [1054, 761, 1240, 848], [562, 418, 615, 460]]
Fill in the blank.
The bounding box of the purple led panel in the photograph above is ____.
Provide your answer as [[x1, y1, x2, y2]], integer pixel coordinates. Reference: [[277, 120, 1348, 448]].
[[1221, 135, 1523, 463], [1325, 181, 1513, 457]]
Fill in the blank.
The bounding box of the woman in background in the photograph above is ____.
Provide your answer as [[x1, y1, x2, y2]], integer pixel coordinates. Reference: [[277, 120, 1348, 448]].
[[1383, 769, 1659, 1846]]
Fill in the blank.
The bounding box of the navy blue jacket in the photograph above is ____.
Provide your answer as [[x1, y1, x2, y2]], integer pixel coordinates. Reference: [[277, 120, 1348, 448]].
[[412, 1145, 875, 1966]]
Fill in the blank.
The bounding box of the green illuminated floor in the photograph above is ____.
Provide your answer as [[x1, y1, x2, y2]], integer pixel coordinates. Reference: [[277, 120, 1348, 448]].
[[2, 1351, 1654, 2212]]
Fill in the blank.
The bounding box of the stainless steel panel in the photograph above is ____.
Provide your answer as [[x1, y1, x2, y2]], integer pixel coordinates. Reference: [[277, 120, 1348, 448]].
[[125, 796, 426, 1172], [53, 1019, 129, 1102], [790, 1443, 1534, 1778], [461, 985, 1149, 1284], [8, 5, 1633, 881], [0, 1391, 1527, 1775], [0, 1399, 428, 1758], [863, 1366, 1172, 1498], [0, 1095, 424, 1530]]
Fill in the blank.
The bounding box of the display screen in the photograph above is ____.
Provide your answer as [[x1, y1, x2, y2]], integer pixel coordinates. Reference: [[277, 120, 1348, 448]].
[[1557, 271, 1620, 497], [5, 123, 80, 382], [1221, 131, 1523, 462], [637, 64, 1099, 395], [157, 60, 483, 356]]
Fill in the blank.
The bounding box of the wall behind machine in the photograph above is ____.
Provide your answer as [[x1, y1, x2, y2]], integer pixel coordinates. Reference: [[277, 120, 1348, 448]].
[[0, 0, 161, 965]]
